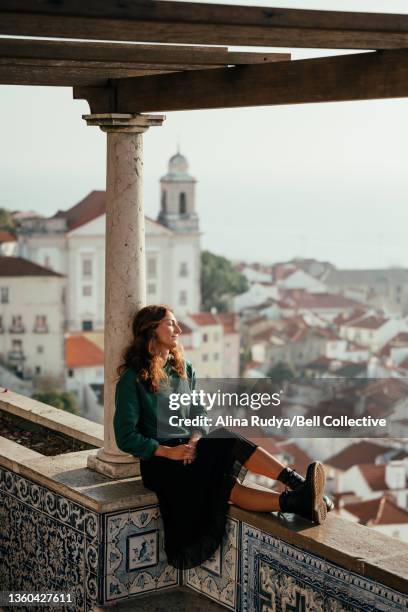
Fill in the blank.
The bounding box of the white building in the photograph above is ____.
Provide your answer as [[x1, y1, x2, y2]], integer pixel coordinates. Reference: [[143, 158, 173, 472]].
[[17, 151, 201, 330], [339, 313, 408, 352], [339, 462, 408, 510], [0, 256, 65, 381], [0, 230, 17, 256], [65, 332, 104, 418]]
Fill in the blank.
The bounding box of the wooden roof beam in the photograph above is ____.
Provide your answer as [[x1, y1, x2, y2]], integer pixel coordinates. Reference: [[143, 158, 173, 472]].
[[0, 39, 289, 87], [2, 1, 408, 49], [74, 49, 408, 114], [0, 39, 289, 67]]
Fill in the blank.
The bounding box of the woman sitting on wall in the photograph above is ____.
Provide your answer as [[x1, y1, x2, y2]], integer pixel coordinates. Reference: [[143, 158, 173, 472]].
[[113, 304, 331, 570]]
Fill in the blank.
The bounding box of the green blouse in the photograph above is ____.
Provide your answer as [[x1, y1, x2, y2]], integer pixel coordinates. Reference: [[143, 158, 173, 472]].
[[113, 359, 207, 460]]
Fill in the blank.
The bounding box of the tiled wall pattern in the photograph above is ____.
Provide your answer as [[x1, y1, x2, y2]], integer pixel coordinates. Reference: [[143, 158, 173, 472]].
[[0, 466, 100, 611], [241, 522, 408, 612], [0, 467, 179, 611], [104, 504, 179, 602], [184, 517, 239, 610], [1, 464, 407, 612]]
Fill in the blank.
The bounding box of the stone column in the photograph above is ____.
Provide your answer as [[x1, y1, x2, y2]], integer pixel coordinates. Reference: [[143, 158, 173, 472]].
[[83, 113, 165, 478]]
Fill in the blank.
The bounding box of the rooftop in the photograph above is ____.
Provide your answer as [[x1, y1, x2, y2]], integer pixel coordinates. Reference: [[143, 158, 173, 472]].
[[343, 496, 408, 526], [0, 255, 64, 277], [326, 441, 399, 471]]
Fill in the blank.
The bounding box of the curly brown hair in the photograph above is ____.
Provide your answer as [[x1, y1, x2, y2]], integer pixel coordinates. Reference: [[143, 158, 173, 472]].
[[116, 304, 186, 392]]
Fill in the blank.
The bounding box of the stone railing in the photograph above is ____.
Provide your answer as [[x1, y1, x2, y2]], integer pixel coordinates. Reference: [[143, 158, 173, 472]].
[[0, 393, 407, 611]]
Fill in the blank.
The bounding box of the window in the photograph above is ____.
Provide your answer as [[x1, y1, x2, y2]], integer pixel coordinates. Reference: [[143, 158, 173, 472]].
[[1, 287, 9, 304], [179, 290, 187, 306], [0, 315, 3, 331], [68, 368, 74, 378], [161, 190, 167, 212], [203, 333, 209, 343], [34, 315, 47, 331], [12, 339, 22, 351], [82, 258, 93, 277], [148, 283, 156, 295], [35, 366, 41, 375], [83, 285, 92, 297], [11, 315, 24, 331], [202, 353, 208, 362], [179, 262, 188, 277], [179, 192, 187, 214], [37, 346, 44, 354], [147, 256, 157, 278], [82, 320, 93, 331]]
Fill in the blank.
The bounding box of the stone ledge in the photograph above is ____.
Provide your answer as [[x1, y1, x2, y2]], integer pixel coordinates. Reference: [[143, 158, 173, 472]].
[[0, 440, 155, 513], [0, 389, 103, 447]]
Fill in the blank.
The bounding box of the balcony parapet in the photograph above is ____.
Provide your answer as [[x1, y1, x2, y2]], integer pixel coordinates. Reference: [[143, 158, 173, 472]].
[[0, 398, 407, 610], [0, 389, 103, 448], [9, 326, 25, 333]]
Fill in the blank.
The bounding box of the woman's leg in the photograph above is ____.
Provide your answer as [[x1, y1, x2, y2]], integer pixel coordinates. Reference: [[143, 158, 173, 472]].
[[243, 446, 286, 480], [229, 481, 281, 512]]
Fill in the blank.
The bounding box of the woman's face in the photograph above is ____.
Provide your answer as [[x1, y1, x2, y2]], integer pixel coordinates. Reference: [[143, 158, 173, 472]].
[[154, 310, 182, 350]]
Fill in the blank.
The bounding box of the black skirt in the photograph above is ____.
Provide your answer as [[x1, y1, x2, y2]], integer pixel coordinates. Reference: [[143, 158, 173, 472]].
[[140, 427, 257, 569]]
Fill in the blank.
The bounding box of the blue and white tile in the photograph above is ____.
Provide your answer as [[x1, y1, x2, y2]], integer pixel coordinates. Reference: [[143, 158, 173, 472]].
[[105, 510, 129, 543], [184, 517, 239, 610], [241, 522, 408, 612]]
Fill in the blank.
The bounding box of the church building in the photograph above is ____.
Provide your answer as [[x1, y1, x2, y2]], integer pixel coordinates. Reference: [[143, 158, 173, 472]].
[[17, 151, 201, 331]]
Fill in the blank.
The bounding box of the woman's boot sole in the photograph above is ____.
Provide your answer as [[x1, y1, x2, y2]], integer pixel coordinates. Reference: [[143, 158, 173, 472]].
[[306, 462, 327, 525]]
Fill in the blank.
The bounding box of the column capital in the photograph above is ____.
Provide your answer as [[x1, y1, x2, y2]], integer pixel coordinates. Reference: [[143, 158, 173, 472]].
[[82, 113, 165, 133]]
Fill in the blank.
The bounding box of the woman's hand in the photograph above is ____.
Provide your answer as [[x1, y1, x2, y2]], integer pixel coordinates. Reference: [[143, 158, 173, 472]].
[[154, 444, 196, 463], [183, 433, 201, 465]]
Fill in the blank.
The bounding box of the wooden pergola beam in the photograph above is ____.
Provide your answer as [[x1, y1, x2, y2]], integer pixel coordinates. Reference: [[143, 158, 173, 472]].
[[0, 39, 288, 67], [75, 49, 408, 113], [0, 39, 289, 87], [2, 1, 408, 49]]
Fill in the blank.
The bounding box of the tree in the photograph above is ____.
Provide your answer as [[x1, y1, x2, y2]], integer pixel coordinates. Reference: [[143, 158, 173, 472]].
[[266, 361, 295, 384], [0, 208, 16, 232], [201, 250, 248, 312], [32, 389, 79, 415]]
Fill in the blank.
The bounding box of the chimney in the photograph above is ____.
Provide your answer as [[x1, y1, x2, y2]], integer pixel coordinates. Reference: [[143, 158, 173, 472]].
[[385, 462, 406, 490]]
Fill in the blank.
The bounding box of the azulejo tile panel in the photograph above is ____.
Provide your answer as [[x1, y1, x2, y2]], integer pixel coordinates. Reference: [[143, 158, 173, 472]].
[[103, 504, 179, 603], [0, 466, 100, 612], [241, 522, 408, 612], [184, 517, 239, 610]]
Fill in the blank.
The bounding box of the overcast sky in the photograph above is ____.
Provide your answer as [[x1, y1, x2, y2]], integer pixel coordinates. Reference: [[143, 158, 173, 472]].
[[2, 0, 408, 269]]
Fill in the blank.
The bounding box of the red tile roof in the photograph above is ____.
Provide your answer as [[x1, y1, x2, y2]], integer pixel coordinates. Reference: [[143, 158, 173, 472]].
[[398, 356, 408, 370], [52, 190, 106, 231], [358, 463, 408, 491], [344, 496, 408, 525], [333, 308, 368, 327], [0, 256, 64, 277], [52, 190, 170, 233], [287, 291, 359, 310], [377, 332, 408, 358], [65, 335, 104, 368], [0, 230, 16, 242], [215, 312, 238, 334], [326, 441, 397, 471], [189, 312, 220, 326], [348, 315, 387, 330]]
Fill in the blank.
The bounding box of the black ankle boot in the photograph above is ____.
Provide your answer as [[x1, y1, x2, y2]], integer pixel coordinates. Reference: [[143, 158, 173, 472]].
[[277, 465, 334, 513], [278, 462, 327, 524]]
